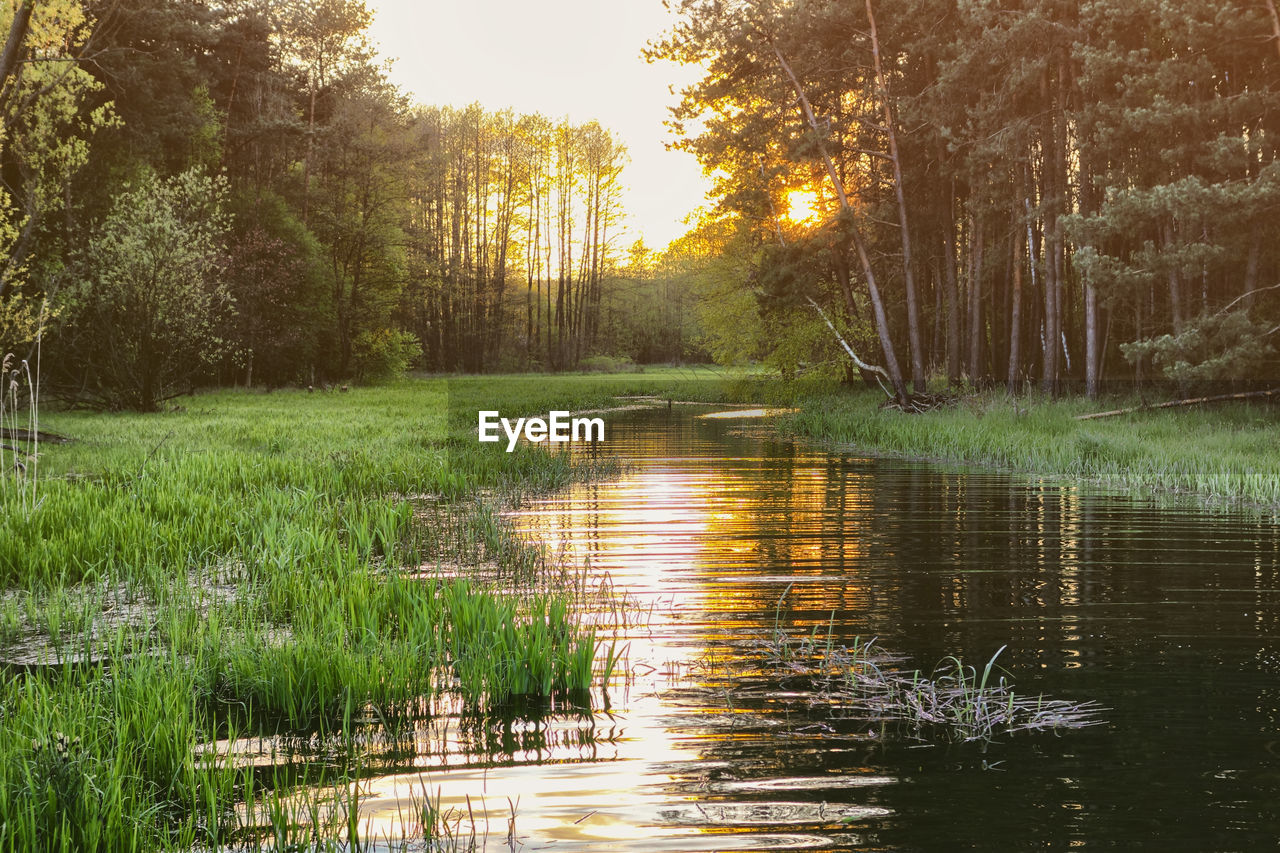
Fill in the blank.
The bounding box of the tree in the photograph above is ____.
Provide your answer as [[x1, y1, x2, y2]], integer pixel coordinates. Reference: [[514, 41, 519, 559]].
[[0, 0, 112, 352], [308, 78, 413, 377], [79, 0, 223, 177], [54, 169, 233, 410], [221, 191, 332, 386], [277, 0, 373, 224], [650, 0, 915, 403]]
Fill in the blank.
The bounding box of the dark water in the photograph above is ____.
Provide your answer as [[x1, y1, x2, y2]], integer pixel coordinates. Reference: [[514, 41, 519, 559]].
[[362, 406, 1280, 850]]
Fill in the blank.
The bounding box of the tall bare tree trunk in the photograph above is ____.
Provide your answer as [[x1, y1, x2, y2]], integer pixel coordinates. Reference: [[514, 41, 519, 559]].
[[968, 224, 984, 379], [302, 86, 316, 224], [866, 0, 925, 392], [1042, 224, 1060, 393], [1164, 221, 1184, 332], [943, 187, 960, 385], [1079, 153, 1100, 398], [1039, 67, 1061, 396], [1008, 215, 1024, 393]]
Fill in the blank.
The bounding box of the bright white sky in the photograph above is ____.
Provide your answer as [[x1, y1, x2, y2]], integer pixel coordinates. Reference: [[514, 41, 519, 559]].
[[366, 0, 710, 250]]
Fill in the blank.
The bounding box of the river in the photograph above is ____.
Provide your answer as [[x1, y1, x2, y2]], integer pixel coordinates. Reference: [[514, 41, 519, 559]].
[[357, 404, 1280, 850]]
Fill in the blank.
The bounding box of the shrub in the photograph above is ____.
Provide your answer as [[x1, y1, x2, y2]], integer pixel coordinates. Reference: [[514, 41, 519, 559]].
[[351, 328, 421, 383]]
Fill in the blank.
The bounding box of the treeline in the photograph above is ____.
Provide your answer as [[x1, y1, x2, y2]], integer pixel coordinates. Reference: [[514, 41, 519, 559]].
[[402, 109, 627, 372], [652, 0, 1280, 399], [0, 0, 700, 411]]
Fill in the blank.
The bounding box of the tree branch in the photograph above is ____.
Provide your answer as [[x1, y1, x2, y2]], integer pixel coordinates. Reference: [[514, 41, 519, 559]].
[[805, 295, 892, 394], [1267, 0, 1280, 62], [0, 0, 33, 101], [1217, 281, 1280, 316]]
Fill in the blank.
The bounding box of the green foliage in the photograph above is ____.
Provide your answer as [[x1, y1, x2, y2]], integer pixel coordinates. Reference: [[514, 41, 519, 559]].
[[309, 81, 414, 377], [55, 168, 233, 410], [351, 328, 420, 383], [0, 0, 114, 354], [577, 354, 637, 373], [1120, 311, 1277, 384], [0, 291, 48, 355], [74, 0, 222, 176], [761, 307, 836, 378], [661, 216, 764, 366], [223, 192, 333, 386]]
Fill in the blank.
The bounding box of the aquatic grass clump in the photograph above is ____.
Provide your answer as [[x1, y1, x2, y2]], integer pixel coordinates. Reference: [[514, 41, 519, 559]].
[[841, 645, 1105, 743], [441, 580, 613, 703], [757, 628, 1104, 743], [0, 643, 246, 851]]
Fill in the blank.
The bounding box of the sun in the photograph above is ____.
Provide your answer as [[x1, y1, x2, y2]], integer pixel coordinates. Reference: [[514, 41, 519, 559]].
[[785, 188, 824, 224]]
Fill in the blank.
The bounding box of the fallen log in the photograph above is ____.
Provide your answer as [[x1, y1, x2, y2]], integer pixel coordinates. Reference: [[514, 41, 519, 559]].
[[1074, 388, 1280, 420]]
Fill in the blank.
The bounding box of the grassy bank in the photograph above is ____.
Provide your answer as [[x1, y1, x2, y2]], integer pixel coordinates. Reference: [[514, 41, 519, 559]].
[[0, 372, 729, 851], [782, 388, 1280, 509]]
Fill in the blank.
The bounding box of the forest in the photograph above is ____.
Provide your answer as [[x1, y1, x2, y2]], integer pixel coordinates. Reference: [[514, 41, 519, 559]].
[[0, 0, 702, 411], [1, 0, 1278, 409], [653, 0, 1280, 403]]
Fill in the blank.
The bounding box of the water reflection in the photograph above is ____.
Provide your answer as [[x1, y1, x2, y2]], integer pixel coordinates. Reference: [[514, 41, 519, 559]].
[[352, 406, 1280, 849]]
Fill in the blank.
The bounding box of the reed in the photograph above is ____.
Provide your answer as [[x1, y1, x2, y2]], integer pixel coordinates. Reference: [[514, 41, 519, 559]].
[[755, 625, 1104, 743], [0, 347, 41, 516]]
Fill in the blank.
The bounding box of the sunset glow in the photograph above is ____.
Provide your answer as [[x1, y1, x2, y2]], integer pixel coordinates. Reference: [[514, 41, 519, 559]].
[[366, 0, 709, 249], [785, 188, 824, 224]]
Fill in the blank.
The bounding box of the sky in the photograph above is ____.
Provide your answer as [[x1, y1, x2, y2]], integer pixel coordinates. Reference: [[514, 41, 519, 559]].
[[365, 0, 710, 250]]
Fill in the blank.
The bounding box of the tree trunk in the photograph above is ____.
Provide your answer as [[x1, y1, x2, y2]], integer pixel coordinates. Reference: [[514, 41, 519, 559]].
[[302, 86, 316, 224], [943, 192, 960, 385], [968, 224, 984, 380], [866, 0, 925, 392], [1008, 218, 1024, 393], [1243, 225, 1261, 310], [1042, 222, 1059, 394], [0, 0, 34, 103], [1164, 221, 1183, 333], [1079, 152, 1100, 398], [1038, 65, 1062, 396]]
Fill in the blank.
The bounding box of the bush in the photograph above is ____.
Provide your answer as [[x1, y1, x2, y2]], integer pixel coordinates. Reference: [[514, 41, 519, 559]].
[[54, 168, 232, 411], [578, 354, 637, 373], [351, 328, 421, 383]]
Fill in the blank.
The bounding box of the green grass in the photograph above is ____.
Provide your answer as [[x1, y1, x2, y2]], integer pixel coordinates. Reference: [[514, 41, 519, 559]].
[[783, 387, 1280, 509], [0, 373, 737, 851]]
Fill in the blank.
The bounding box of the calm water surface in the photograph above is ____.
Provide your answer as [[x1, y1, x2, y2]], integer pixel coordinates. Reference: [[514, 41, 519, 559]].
[[360, 406, 1280, 850]]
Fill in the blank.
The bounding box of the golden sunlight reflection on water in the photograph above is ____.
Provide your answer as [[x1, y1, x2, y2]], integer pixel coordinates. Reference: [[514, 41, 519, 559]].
[[344, 411, 897, 849]]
